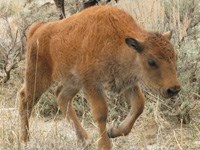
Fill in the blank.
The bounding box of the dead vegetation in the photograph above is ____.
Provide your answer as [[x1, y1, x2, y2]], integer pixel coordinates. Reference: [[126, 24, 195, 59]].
[[0, 0, 200, 149]]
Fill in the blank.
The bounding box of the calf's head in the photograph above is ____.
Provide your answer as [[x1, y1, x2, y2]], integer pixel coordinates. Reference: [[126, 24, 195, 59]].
[[126, 31, 181, 98]]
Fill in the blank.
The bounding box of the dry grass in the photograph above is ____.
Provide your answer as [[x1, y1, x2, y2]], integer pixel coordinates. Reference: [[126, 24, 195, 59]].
[[1, 90, 200, 149], [0, 0, 200, 149]]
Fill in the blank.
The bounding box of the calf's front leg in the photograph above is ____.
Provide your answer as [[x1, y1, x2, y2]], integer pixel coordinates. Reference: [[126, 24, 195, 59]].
[[84, 85, 112, 150], [108, 85, 145, 138]]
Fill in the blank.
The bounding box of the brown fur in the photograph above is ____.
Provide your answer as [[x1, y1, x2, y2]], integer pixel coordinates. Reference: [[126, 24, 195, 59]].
[[19, 6, 180, 150]]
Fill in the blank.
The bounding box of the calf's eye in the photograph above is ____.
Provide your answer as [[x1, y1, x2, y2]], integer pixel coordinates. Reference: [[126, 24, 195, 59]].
[[148, 59, 157, 68]]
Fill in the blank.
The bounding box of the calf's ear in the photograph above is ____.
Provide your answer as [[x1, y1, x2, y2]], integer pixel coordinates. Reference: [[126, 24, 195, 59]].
[[163, 31, 173, 40], [125, 37, 144, 53]]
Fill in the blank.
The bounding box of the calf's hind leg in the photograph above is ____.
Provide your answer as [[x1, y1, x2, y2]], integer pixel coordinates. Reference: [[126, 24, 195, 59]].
[[108, 85, 145, 138], [19, 60, 52, 142]]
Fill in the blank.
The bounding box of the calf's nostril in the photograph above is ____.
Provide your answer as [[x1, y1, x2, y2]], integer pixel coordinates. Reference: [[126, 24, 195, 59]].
[[167, 86, 181, 96]]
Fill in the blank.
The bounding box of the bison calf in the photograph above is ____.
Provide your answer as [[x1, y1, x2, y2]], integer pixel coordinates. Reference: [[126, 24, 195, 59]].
[[19, 6, 180, 150]]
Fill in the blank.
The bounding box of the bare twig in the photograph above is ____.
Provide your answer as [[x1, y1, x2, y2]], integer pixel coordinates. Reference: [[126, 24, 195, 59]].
[[0, 19, 20, 83]]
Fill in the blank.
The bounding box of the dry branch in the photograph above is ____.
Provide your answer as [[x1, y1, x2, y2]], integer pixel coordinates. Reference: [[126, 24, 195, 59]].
[[0, 16, 21, 83]]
